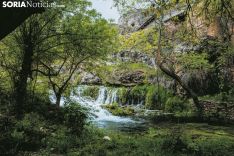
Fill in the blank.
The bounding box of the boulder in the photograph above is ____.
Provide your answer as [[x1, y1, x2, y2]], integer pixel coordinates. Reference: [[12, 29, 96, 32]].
[[81, 72, 102, 85], [105, 70, 146, 86], [119, 71, 145, 84]]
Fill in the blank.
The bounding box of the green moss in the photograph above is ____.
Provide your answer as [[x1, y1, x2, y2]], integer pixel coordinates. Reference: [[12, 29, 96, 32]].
[[96, 62, 159, 84], [165, 97, 187, 113], [130, 85, 148, 98], [81, 86, 99, 100], [116, 84, 175, 110], [102, 103, 135, 116], [117, 87, 129, 104], [145, 86, 157, 109], [144, 85, 173, 110]]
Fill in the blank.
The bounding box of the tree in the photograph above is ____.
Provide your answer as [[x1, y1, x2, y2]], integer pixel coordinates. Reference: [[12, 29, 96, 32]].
[[0, 14, 57, 118], [37, 12, 117, 107], [0, 0, 117, 117], [114, 0, 233, 116]]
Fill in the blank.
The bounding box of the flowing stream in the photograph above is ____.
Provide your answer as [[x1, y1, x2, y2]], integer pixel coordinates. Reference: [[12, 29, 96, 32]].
[[71, 86, 133, 122], [51, 85, 150, 132]]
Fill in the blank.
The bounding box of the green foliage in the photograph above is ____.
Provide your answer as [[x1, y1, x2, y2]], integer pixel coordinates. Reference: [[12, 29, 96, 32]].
[[63, 101, 89, 134], [146, 85, 173, 110], [161, 127, 187, 153], [69, 123, 234, 156], [117, 84, 176, 110], [160, 125, 234, 156], [130, 85, 148, 99], [118, 28, 157, 54], [44, 126, 73, 154], [103, 103, 135, 116], [165, 97, 187, 113], [190, 136, 234, 156], [177, 53, 213, 70], [117, 87, 129, 104], [80, 86, 99, 100], [11, 113, 47, 152], [145, 86, 157, 109], [0, 0, 234, 155], [200, 91, 234, 103], [96, 62, 158, 85]]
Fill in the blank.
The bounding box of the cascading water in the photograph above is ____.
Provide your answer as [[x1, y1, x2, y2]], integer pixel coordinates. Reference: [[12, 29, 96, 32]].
[[104, 88, 118, 104], [71, 85, 134, 123], [50, 85, 148, 131]]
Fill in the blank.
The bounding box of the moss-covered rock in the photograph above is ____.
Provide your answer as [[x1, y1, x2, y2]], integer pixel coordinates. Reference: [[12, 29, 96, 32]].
[[117, 87, 129, 105], [116, 84, 175, 110], [95, 63, 158, 85], [102, 103, 135, 116], [129, 85, 148, 104], [81, 86, 99, 100]]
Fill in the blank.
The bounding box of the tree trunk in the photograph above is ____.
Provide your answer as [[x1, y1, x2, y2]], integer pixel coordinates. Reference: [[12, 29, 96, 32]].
[[55, 93, 61, 108], [155, 20, 203, 116], [157, 60, 204, 116], [14, 41, 33, 119]]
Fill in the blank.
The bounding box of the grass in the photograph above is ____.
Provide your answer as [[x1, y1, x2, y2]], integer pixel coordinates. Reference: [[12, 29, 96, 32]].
[[69, 123, 234, 156]]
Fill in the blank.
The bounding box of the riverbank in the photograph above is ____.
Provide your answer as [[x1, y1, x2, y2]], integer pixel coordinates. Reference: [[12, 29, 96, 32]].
[[31, 122, 234, 156], [72, 123, 234, 156], [1, 97, 234, 156]]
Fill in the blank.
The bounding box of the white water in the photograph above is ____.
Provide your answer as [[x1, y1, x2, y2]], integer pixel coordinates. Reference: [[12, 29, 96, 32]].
[[71, 85, 134, 123], [49, 85, 150, 131]]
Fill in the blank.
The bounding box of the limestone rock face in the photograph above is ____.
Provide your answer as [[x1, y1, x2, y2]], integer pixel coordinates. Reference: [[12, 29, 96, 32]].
[[106, 70, 145, 87], [119, 71, 145, 84], [80, 72, 102, 85], [113, 51, 156, 67]]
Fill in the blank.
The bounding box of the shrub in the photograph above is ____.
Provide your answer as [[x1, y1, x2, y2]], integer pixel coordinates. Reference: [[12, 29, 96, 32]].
[[63, 101, 89, 134], [192, 137, 234, 156], [165, 97, 187, 113], [145, 86, 160, 109], [145, 86, 157, 109], [129, 85, 148, 104], [145, 85, 173, 110], [161, 127, 189, 154], [44, 126, 73, 154], [11, 113, 47, 152]]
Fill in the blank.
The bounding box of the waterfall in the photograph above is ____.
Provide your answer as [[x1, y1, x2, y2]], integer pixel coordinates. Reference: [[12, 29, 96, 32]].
[[104, 88, 118, 104], [111, 89, 118, 104], [96, 86, 107, 104], [71, 85, 133, 122]]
